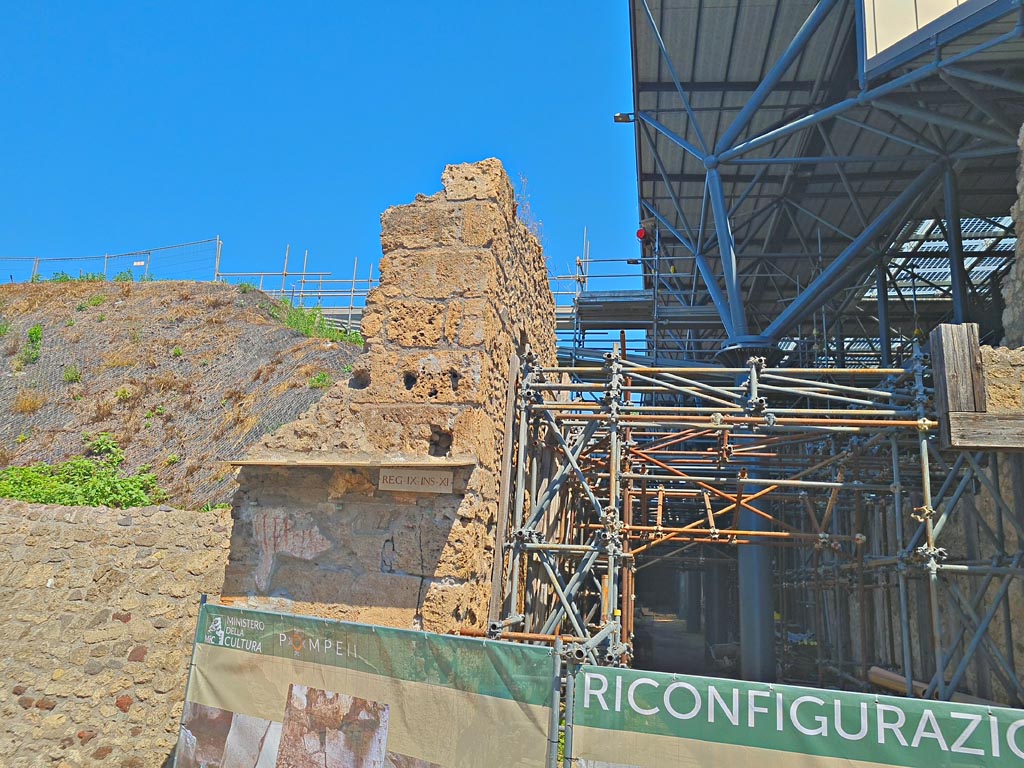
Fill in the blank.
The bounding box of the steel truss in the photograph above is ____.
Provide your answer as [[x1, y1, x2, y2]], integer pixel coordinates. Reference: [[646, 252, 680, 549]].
[[487, 348, 1024, 703], [618, 0, 1023, 366]]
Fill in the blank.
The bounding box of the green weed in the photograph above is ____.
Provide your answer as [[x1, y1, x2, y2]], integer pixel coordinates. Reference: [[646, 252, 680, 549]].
[[269, 300, 364, 345], [16, 325, 42, 366], [199, 502, 231, 512], [309, 372, 333, 389], [0, 434, 166, 508]]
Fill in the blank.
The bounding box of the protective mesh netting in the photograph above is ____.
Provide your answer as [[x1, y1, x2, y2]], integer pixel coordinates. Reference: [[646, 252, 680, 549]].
[[0, 280, 362, 509]]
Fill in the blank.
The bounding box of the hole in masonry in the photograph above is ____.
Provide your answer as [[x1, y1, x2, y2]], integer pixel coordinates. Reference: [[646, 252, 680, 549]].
[[429, 426, 453, 457], [403, 372, 417, 391]]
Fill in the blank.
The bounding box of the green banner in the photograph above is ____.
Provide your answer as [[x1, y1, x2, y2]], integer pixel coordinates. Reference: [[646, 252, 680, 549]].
[[571, 665, 1024, 768], [175, 603, 554, 768]]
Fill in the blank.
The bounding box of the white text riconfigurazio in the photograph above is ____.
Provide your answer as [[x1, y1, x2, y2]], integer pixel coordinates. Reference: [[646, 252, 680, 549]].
[[581, 671, 1024, 759]]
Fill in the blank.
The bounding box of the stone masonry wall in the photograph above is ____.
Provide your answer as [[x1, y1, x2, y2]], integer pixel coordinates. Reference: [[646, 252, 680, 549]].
[[224, 159, 557, 633], [0, 501, 230, 767]]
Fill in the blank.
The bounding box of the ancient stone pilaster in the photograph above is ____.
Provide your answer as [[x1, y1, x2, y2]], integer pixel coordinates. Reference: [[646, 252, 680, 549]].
[[226, 159, 556, 632]]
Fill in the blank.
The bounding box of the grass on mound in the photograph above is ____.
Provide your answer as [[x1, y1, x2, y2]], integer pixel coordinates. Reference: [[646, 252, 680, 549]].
[[0, 433, 167, 509], [268, 299, 364, 345]]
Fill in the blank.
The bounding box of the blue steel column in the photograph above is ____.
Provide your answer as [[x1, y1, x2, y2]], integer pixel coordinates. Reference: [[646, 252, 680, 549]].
[[943, 168, 969, 324], [739, 503, 775, 681], [739, 362, 774, 682], [738, 465, 776, 679], [707, 168, 748, 338], [877, 261, 892, 366]]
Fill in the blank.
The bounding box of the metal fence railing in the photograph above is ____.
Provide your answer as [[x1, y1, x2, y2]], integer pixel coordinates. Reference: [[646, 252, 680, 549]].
[[2, 235, 602, 339], [0, 238, 222, 284], [215, 248, 379, 333]]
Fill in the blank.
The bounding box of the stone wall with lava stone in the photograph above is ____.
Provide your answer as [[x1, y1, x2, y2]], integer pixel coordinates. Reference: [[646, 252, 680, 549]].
[[0, 500, 230, 766], [225, 158, 557, 633]]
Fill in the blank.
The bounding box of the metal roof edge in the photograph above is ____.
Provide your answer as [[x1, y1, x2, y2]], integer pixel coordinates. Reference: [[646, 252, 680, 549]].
[[863, 0, 1019, 80]]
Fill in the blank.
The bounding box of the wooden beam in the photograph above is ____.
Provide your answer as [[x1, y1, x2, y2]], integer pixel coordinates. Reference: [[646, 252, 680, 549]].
[[930, 323, 987, 448], [947, 413, 1024, 451]]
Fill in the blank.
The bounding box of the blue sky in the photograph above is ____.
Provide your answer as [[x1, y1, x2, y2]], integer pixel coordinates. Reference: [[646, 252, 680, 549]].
[[0, 3, 638, 289]]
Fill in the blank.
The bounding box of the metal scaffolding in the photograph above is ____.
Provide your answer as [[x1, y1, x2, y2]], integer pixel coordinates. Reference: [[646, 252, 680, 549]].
[[487, 346, 1024, 702]]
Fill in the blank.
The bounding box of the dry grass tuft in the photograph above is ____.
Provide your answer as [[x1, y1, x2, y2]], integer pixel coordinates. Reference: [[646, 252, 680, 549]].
[[232, 413, 261, 441], [295, 363, 321, 379], [102, 347, 139, 369], [148, 372, 193, 394], [13, 389, 48, 414], [271, 379, 302, 397], [222, 385, 245, 402], [212, 462, 235, 482], [92, 399, 115, 422]]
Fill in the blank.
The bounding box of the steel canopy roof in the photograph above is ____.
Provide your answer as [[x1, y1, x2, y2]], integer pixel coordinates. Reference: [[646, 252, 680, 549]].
[[625, 0, 1023, 357]]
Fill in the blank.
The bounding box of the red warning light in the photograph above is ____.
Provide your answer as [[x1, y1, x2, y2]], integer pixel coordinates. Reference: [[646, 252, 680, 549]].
[[636, 228, 647, 241]]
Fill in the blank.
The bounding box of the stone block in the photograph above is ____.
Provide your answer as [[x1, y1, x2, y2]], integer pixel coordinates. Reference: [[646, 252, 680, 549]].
[[432, 520, 492, 581], [375, 248, 496, 300], [461, 201, 506, 247], [379, 199, 458, 251], [344, 572, 423, 629], [270, 562, 358, 605], [390, 513, 453, 577], [326, 468, 375, 499], [419, 579, 490, 633], [452, 409, 497, 466], [441, 159, 515, 211], [359, 348, 485, 405], [384, 300, 446, 348], [349, 404, 459, 455]]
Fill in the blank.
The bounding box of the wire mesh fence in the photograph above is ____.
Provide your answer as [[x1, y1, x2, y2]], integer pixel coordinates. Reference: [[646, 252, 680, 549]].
[[0, 238, 221, 284], [215, 249, 379, 333]]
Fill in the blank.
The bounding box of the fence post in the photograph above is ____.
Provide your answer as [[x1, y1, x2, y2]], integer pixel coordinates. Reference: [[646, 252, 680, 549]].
[[301, 249, 309, 307], [563, 660, 576, 766], [214, 235, 223, 281], [281, 244, 290, 294], [547, 638, 564, 768], [347, 256, 358, 330]]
